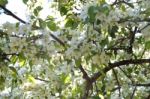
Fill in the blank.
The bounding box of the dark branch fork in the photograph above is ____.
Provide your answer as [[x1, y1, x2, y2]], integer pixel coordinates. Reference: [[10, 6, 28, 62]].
[[79, 65, 93, 99], [91, 59, 150, 82], [80, 58, 150, 98], [1, 3, 150, 99]]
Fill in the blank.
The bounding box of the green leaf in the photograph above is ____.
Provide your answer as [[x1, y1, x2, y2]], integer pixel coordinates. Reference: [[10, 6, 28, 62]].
[[100, 5, 110, 16], [9, 66, 18, 78], [46, 15, 55, 21], [121, 4, 126, 12], [145, 40, 150, 49], [33, 6, 43, 16], [59, 6, 68, 15], [75, 58, 81, 67], [38, 18, 46, 28], [0, 0, 8, 6], [99, 0, 106, 4], [10, 55, 18, 64], [65, 18, 78, 29], [88, 6, 98, 23], [19, 53, 26, 67], [100, 38, 108, 47], [58, 1, 73, 15], [47, 21, 58, 31], [28, 75, 36, 83], [127, 67, 133, 74], [92, 96, 101, 99], [0, 76, 5, 90], [15, 22, 20, 28], [22, 0, 28, 4], [9, 66, 18, 75], [64, 75, 70, 84]]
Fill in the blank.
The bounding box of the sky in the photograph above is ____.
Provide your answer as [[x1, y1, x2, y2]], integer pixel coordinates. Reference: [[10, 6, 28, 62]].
[[0, 0, 27, 24], [0, 0, 120, 24], [0, 0, 51, 24]]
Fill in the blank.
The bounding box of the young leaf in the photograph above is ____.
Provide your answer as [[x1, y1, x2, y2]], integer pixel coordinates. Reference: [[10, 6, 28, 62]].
[[22, 0, 28, 4], [0, 0, 8, 6], [145, 40, 150, 49], [65, 18, 78, 29], [88, 6, 98, 23], [47, 21, 58, 31]]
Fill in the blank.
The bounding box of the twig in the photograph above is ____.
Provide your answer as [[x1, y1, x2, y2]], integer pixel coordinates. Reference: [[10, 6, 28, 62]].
[[118, 67, 133, 83], [35, 77, 50, 83], [50, 33, 65, 47], [79, 65, 92, 99], [111, 86, 121, 92], [0, 5, 65, 47], [112, 69, 121, 97], [0, 52, 18, 62], [127, 27, 137, 54], [0, 5, 28, 24], [132, 83, 150, 87], [130, 86, 137, 99], [139, 23, 150, 32]]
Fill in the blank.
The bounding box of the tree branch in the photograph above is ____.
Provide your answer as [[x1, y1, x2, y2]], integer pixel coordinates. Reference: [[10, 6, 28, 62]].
[[112, 69, 121, 97], [0, 5, 28, 24], [130, 86, 137, 99], [79, 65, 92, 99], [0, 5, 65, 47], [50, 33, 65, 47], [34, 77, 50, 83], [79, 65, 90, 80], [128, 27, 137, 54], [132, 83, 150, 87], [91, 58, 150, 82], [118, 67, 133, 83]]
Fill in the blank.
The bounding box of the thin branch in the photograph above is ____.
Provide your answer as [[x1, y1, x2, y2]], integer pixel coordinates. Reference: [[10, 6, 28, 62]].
[[118, 18, 150, 24], [139, 23, 150, 32], [106, 46, 128, 51], [111, 0, 125, 6], [130, 86, 137, 99], [127, 27, 137, 54], [111, 86, 121, 93], [112, 69, 121, 97], [132, 83, 150, 87], [91, 58, 150, 82], [34, 77, 50, 83], [118, 67, 133, 83], [0, 5, 65, 47], [0, 52, 18, 62], [111, 0, 142, 7], [50, 33, 65, 47], [0, 5, 28, 24]]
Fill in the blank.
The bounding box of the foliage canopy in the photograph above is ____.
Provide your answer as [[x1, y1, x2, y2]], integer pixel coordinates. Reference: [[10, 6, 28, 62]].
[[0, 0, 150, 98]]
